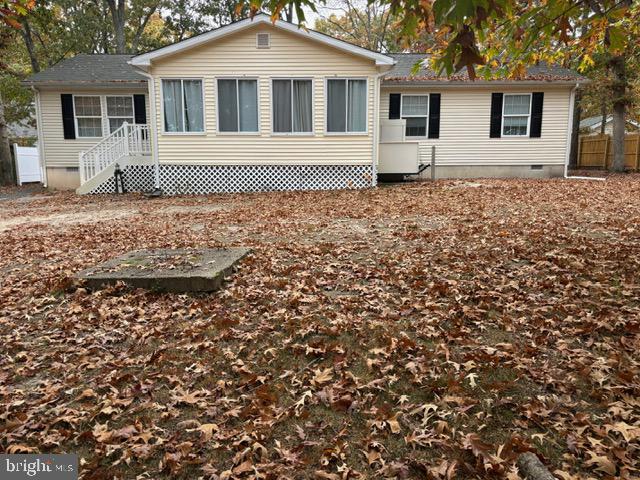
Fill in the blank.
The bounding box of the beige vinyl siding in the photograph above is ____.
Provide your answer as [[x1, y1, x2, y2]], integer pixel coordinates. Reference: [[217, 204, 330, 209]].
[[38, 88, 149, 168], [380, 86, 572, 166], [149, 24, 378, 166]]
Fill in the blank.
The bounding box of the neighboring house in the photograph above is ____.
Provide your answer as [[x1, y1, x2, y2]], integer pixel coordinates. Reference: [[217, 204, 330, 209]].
[[24, 13, 585, 194], [8, 117, 37, 142], [579, 115, 639, 135]]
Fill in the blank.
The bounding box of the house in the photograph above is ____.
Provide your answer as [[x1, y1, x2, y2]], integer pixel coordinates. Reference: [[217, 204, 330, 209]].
[[579, 115, 639, 135], [24, 13, 585, 194], [8, 116, 37, 143]]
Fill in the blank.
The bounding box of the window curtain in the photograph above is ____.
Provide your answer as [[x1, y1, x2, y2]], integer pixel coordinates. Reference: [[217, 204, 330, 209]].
[[401, 96, 428, 116], [163, 80, 183, 132], [273, 80, 292, 133], [218, 79, 238, 132], [183, 80, 204, 132], [293, 80, 312, 132], [503, 95, 530, 114], [238, 80, 258, 132], [327, 79, 346, 132], [347, 80, 366, 132]]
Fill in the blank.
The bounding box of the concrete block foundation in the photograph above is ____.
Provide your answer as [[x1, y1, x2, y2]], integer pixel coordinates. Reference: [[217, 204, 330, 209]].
[[423, 164, 565, 180], [46, 167, 81, 190]]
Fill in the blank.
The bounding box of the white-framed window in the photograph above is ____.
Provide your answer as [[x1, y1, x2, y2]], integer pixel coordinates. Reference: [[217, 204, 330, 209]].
[[74, 95, 103, 138], [106, 96, 134, 133], [162, 79, 205, 133], [217, 78, 259, 133], [326, 78, 367, 133], [401, 94, 428, 137], [502, 94, 531, 136], [272, 79, 313, 134]]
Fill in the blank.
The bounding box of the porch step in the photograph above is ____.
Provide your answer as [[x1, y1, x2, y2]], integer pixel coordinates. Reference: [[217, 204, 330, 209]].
[[78, 122, 151, 193], [76, 163, 118, 194]]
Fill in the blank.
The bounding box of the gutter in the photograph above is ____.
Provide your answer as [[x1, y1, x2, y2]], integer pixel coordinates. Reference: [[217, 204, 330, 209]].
[[382, 80, 587, 88], [22, 80, 147, 89], [563, 82, 606, 181], [372, 68, 393, 186]]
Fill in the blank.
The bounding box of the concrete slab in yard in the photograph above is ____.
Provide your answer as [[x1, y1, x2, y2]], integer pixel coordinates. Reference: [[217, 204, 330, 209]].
[[75, 248, 250, 293]]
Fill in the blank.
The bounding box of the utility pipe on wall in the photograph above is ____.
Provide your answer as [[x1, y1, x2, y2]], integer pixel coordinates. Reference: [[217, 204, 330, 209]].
[[133, 68, 161, 191]]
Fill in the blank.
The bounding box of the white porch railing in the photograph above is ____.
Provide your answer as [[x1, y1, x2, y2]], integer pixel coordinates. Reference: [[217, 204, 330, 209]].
[[79, 123, 151, 184]]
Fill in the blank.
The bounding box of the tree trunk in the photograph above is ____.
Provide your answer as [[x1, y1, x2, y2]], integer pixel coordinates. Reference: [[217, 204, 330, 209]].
[[610, 54, 626, 172], [0, 94, 16, 186], [106, 0, 126, 54], [600, 101, 607, 135], [131, 7, 157, 53], [569, 89, 581, 169], [20, 20, 40, 73]]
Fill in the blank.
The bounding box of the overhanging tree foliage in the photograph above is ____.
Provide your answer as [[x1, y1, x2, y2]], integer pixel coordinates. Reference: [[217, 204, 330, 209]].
[[246, 0, 639, 172], [313, 0, 398, 52], [1, 0, 35, 186]]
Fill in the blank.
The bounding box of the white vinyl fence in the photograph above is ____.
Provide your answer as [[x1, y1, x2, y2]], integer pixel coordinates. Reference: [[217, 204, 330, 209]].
[[14, 144, 41, 185]]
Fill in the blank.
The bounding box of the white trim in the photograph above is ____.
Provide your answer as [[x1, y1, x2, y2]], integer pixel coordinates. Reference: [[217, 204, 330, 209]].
[[270, 77, 315, 136], [72, 94, 103, 139], [501, 93, 532, 137], [159, 78, 206, 135], [372, 71, 388, 185], [134, 70, 161, 189], [324, 77, 369, 136], [214, 77, 260, 134], [400, 93, 429, 138], [33, 88, 47, 187], [130, 13, 395, 67]]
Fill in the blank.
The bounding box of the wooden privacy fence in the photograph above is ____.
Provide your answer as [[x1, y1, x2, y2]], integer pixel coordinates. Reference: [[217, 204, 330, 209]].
[[578, 133, 640, 169]]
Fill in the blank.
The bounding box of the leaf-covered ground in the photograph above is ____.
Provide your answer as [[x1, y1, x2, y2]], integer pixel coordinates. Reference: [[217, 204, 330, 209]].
[[1, 178, 639, 479]]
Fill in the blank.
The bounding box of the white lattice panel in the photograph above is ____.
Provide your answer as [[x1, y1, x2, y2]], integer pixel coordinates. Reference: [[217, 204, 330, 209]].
[[89, 165, 156, 194], [89, 164, 374, 195]]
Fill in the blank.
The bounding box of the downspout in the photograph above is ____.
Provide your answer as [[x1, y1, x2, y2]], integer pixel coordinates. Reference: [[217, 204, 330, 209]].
[[31, 86, 47, 187], [564, 82, 606, 181], [133, 68, 161, 191], [372, 67, 392, 187]]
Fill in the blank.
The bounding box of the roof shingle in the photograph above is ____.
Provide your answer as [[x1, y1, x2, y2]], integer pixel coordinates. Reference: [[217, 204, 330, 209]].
[[24, 54, 146, 85], [25, 52, 585, 87], [384, 53, 585, 84]]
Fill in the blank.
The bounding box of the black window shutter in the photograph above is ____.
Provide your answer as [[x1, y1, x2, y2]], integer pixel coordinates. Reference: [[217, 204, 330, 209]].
[[489, 92, 503, 138], [389, 93, 401, 119], [61, 94, 75, 139], [530, 92, 544, 138], [133, 94, 147, 124], [428, 93, 441, 139]]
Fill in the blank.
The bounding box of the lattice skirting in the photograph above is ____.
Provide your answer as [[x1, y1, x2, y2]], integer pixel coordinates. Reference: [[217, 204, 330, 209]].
[[89, 164, 375, 195], [89, 165, 156, 194]]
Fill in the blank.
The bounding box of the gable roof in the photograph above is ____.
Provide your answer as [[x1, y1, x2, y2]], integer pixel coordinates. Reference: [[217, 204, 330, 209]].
[[24, 33, 586, 87], [130, 13, 395, 68], [24, 54, 147, 86], [580, 115, 640, 130], [384, 53, 586, 85]]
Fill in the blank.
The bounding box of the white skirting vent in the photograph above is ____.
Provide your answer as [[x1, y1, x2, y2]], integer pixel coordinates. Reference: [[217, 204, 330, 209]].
[[89, 164, 374, 195]]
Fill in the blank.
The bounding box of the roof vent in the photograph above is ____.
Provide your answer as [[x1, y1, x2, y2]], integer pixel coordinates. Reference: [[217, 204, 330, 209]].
[[256, 33, 270, 49]]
